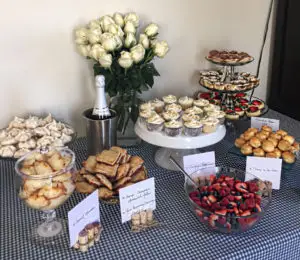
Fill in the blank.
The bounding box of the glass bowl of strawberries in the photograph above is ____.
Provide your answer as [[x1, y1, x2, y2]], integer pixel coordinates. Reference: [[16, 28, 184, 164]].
[[185, 167, 272, 233]]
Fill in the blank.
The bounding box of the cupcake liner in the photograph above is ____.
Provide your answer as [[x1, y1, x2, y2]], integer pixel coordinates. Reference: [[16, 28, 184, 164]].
[[202, 124, 217, 133], [146, 122, 164, 132], [184, 126, 203, 137], [180, 103, 193, 110], [164, 127, 182, 137]]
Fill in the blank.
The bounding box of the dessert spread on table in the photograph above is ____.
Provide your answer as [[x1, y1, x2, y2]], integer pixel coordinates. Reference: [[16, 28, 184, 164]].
[[235, 126, 299, 163], [139, 95, 225, 137], [0, 114, 75, 158], [199, 70, 260, 92], [75, 146, 147, 202], [206, 50, 254, 64]]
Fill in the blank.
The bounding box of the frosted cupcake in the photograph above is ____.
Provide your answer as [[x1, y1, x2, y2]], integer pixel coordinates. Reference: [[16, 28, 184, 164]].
[[164, 120, 183, 137], [184, 106, 204, 116], [162, 95, 177, 105], [178, 96, 194, 110], [184, 120, 203, 137], [193, 98, 210, 108], [206, 111, 226, 124], [203, 104, 221, 113], [162, 110, 181, 121], [165, 103, 182, 114], [146, 114, 165, 132], [201, 118, 219, 133], [139, 102, 154, 112], [182, 113, 200, 122], [150, 98, 165, 113], [139, 110, 157, 123]]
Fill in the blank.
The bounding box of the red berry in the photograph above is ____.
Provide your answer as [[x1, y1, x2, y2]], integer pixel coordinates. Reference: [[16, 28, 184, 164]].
[[247, 182, 259, 193], [241, 210, 251, 216], [208, 195, 217, 203], [189, 191, 199, 198], [215, 209, 227, 216], [245, 198, 256, 209], [235, 183, 248, 193], [227, 195, 235, 202], [218, 217, 227, 225], [240, 203, 248, 211], [220, 198, 230, 206]]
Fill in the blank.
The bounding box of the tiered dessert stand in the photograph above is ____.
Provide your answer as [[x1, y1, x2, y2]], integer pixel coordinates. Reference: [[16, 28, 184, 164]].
[[134, 118, 226, 170]]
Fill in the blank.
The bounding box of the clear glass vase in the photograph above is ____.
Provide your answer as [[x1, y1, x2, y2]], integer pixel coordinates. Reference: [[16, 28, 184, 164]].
[[111, 90, 141, 147]]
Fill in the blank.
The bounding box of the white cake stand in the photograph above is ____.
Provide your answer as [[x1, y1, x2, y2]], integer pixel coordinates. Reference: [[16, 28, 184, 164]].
[[134, 119, 226, 170]]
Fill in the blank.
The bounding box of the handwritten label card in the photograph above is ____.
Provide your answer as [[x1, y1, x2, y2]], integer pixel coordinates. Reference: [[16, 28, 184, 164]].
[[251, 117, 280, 131], [68, 190, 100, 247], [183, 152, 216, 176], [119, 177, 156, 223], [246, 157, 282, 189]]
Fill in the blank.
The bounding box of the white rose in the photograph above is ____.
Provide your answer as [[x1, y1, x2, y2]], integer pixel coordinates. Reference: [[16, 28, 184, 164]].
[[75, 28, 88, 44], [114, 35, 123, 50], [100, 32, 113, 44], [124, 12, 139, 27], [102, 35, 118, 52], [77, 44, 91, 57], [88, 20, 101, 29], [108, 24, 124, 38], [113, 13, 124, 28], [99, 15, 115, 32], [124, 21, 136, 34], [144, 23, 159, 37], [130, 44, 145, 63], [89, 44, 106, 60], [87, 28, 102, 44], [118, 51, 133, 68], [99, 53, 112, 68], [124, 33, 137, 48], [139, 34, 150, 49], [153, 40, 169, 58]]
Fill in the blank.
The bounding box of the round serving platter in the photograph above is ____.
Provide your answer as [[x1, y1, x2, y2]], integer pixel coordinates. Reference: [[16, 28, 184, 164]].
[[205, 56, 254, 67], [199, 81, 260, 94]]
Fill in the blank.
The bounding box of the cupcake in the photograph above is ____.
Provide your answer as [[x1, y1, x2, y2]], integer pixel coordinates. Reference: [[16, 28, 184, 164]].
[[162, 95, 177, 105], [182, 113, 201, 122], [184, 120, 203, 137], [150, 98, 165, 113], [139, 110, 157, 123], [193, 98, 210, 108], [162, 110, 180, 121], [146, 114, 165, 132], [206, 111, 226, 124], [178, 96, 194, 110], [201, 118, 219, 133], [139, 102, 154, 112], [165, 103, 182, 114], [204, 104, 220, 113], [164, 120, 183, 137], [184, 106, 203, 116]]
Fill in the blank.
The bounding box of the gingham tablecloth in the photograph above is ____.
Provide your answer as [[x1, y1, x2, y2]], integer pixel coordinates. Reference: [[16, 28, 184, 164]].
[[1, 110, 300, 260]]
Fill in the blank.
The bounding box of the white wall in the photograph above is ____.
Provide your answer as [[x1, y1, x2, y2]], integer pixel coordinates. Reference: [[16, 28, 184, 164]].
[[0, 0, 274, 136]]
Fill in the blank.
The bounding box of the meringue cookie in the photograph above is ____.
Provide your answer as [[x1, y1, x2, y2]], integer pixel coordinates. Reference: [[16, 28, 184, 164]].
[[60, 133, 72, 144], [62, 127, 74, 135], [36, 136, 54, 148], [51, 139, 64, 147], [1, 137, 18, 146], [0, 130, 7, 141], [44, 114, 53, 124], [25, 116, 39, 129], [0, 145, 16, 157], [38, 118, 47, 127], [14, 148, 30, 158], [34, 127, 50, 137], [19, 139, 36, 149], [51, 130, 61, 138], [15, 131, 32, 142], [8, 128, 21, 137], [8, 117, 25, 129]]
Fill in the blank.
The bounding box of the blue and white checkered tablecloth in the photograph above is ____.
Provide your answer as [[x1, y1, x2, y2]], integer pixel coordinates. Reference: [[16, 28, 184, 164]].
[[1, 110, 300, 260]]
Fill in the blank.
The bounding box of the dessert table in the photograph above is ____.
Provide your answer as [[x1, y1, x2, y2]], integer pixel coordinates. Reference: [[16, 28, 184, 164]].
[[1, 109, 300, 260]]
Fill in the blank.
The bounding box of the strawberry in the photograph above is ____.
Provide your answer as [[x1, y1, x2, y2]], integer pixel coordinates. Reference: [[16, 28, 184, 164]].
[[245, 198, 256, 209], [226, 180, 235, 189], [215, 209, 227, 216], [255, 203, 262, 213], [189, 191, 199, 198], [219, 189, 227, 197], [229, 202, 237, 207], [208, 214, 218, 227], [235, 183, 248, 193], [241, 210, 251, 216], [193, 199, 202, 207], [201, 200, 209, 209], [201, 186, 208, 192], [209, 175, 216, 185], [243, 193, 251, 199], [208, 186, 214, 192], [212, 183, 221, 191], [225, 176, 234, 182], [218, 217, 227, 225], [240, 203, 248, 211], [221, 181, 228, 187], [227, 195, 235, 202], [233, 207, 239, 215], [247, 182, 259, 193], [220, 198, 230, 206], [208, 195, 217, 203], [234, 195, 242, 201], [211, 202, 222, 211]]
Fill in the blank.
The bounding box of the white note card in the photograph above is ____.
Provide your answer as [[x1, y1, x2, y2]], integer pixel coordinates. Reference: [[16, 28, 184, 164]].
[[68, 190, 100, 247], [246, 157, 282, 190], [119, 177, 156, 223], [251, 117, 280, 131], [183, 152, 216, 175]]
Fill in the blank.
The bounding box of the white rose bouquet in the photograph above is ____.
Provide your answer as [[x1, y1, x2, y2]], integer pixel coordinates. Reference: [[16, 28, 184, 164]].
[[74, 12, 169, 133]]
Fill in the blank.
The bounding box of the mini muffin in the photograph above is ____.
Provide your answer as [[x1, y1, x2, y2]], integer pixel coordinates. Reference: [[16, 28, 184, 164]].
[[241, 144, 253, 155], [283, 135, 295, 145], [266, 152, 277, 158], [276, 129, 288, 137], [139, 102, 154, 112], [248, 128, 259, 134], [244, 131, 255, 141], [146, 114, 165, 132], [162, 95, 177, 105], [261, 125, 272, 133], [207, 111, 226, 124], [255, 132, 268, 141], [273, 148, 282, 158], [165, 103, 182, 114], [225, 110, 239, 120], [193, 98, 210, 108], [268, 137, 278, 147], [204, 104, 221, 113], [184, 106, 204, 116], [182, 113, 200, 122], [253, 148, 265, 157], [282, 151, 296, 164], [278, 140, 291, 152], [249, 137, 261, 148], [184, 120, 203, 137], [269, 133, 282, 141], [235, 138, 246, 148], [164, 120, 183, 137], [150, 98, 165, 113], [293, 142, 300, 152], [162, 110, 180, 121], [260, 130, 271, 137], [139, 110, 157, 123], [201, 118, 219, 133], [262, 140, 275, 153], [178, 96, 194, 110]]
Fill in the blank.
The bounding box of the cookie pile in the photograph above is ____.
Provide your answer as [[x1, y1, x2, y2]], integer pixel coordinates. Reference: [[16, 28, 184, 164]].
[[235, 126, 299, 163], [75, 146, 147, 201], [206, 50, 253, 64]]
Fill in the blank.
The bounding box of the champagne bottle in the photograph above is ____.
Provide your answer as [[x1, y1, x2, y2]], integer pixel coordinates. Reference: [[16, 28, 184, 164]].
[[92, 75, 111, 119]]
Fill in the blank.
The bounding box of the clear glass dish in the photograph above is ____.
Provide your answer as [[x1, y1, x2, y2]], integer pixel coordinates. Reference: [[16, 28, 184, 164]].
[[184, 167, 272, 234]]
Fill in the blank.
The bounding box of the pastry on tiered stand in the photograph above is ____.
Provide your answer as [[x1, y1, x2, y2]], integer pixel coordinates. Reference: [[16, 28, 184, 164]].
[[206, 50, 254, 65]]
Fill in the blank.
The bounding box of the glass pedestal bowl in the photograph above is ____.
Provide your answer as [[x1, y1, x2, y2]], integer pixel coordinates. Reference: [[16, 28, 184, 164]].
[[184, 167, 272, 234], [15, 147, 76, 244]]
